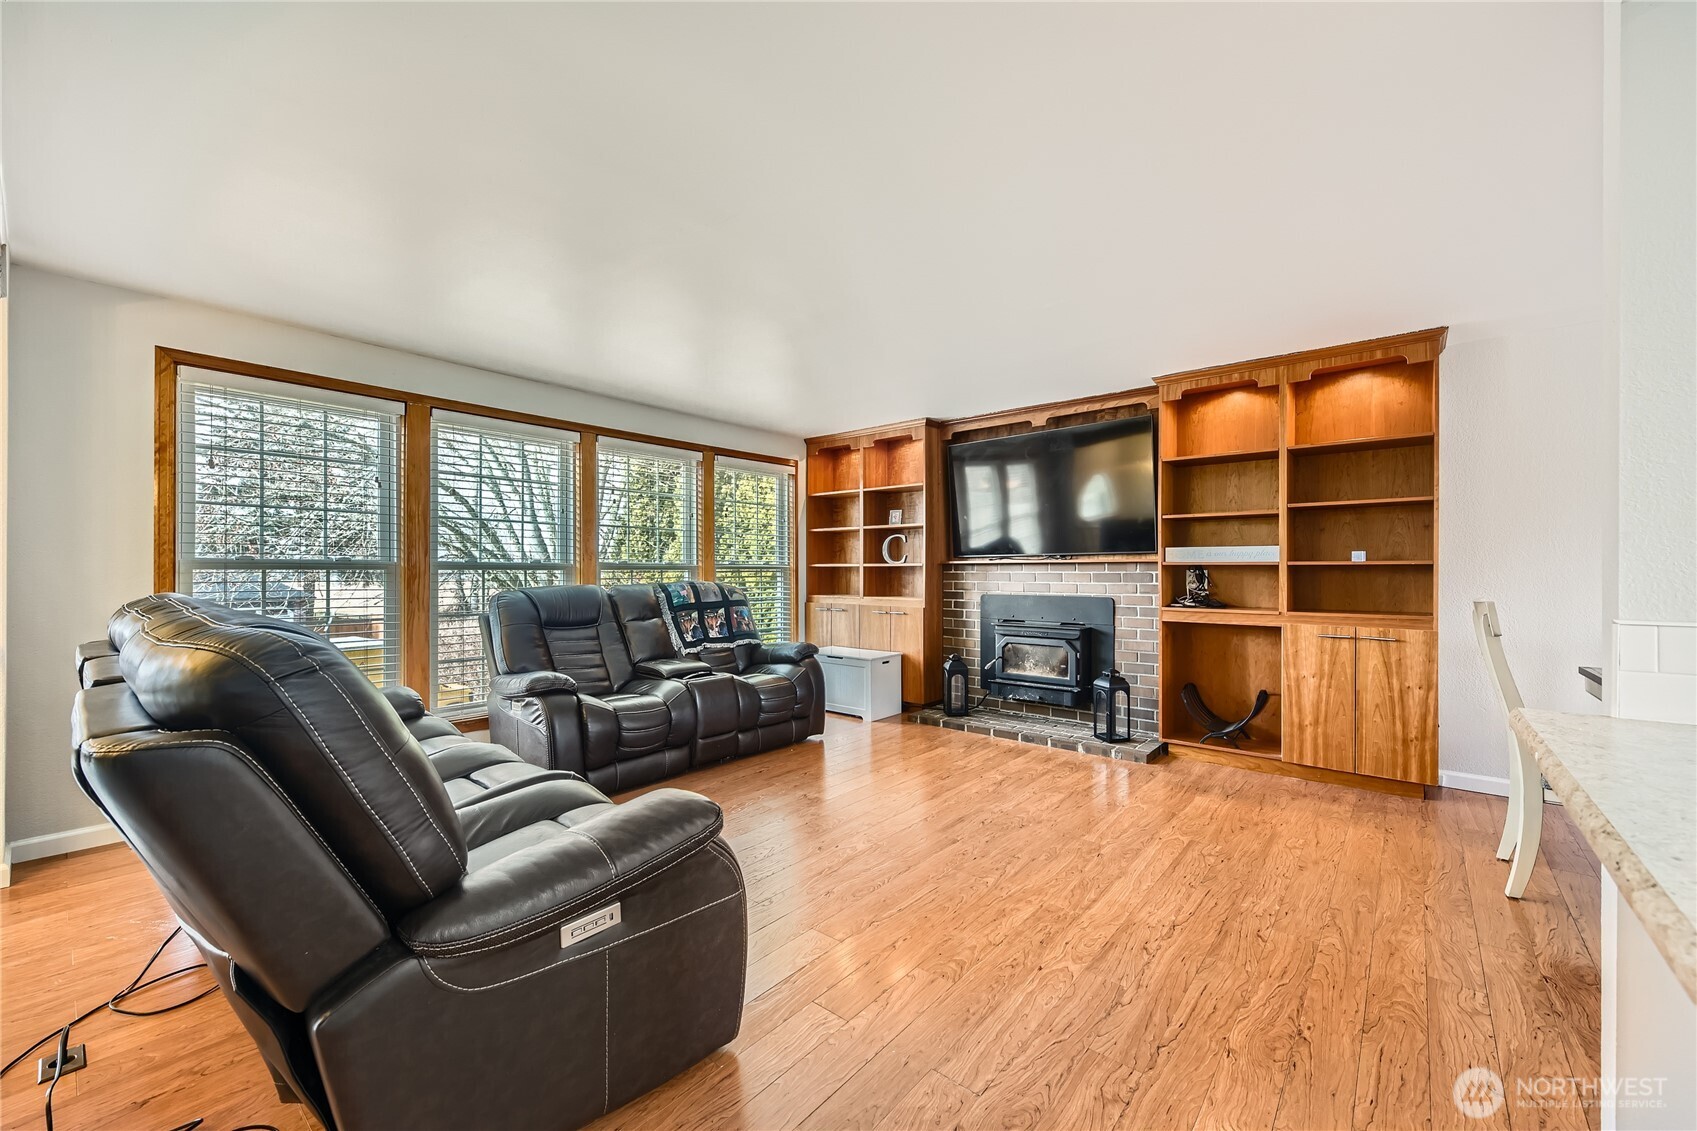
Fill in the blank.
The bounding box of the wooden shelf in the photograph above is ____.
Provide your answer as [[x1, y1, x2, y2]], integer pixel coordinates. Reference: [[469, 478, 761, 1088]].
[[1287, 432, 1434, 455], [809, 562, 860, 568], [1287, 496, 1433, 510], [1162, 509, 1278, 520], [808, 487, 862, 498], [1160, 606, 1281, 624], [1289, 560, 1433, 567], [863, 562, 921, 568], [1162, 730, 1282, 761], [1164, 558, 1280, 566], [864, 523, 925, 530], [1163, 447, 1279, 466], [863, 482, 925, 493], [1284, 610, 1434, 629], [808, 526, 860, 533]]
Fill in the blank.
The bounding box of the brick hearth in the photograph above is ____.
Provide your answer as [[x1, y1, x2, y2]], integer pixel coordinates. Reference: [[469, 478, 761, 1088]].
[[906, 704, 1164, 763]]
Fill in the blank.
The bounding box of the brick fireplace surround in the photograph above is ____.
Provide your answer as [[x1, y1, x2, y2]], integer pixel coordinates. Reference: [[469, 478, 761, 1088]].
[[941, 560, 1160, 732]]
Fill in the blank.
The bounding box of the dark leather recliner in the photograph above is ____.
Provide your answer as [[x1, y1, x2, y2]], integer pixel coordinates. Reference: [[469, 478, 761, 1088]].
[[71, 594, 746, 1131], [484, 584, 824, 793]]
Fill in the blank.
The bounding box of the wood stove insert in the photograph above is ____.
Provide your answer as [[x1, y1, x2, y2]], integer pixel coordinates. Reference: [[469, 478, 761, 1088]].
[[979, 594, 1115, 708]]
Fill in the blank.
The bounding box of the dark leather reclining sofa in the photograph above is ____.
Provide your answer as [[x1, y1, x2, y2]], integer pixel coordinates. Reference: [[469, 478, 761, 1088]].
[[71, 594, 747, 1131], [483, 583, 824, 793]]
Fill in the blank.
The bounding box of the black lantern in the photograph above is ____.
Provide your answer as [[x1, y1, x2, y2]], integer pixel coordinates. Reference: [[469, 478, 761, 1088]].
[[1092, 668, 1133, 742], [942, 653, 971, 717]]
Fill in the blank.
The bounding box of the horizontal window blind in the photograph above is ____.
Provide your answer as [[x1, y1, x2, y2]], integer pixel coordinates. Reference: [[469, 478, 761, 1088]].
[[432, 411, 578, 715], [177, 369, 404, 687], [596, 440, 701, 588], [714, 457, 795, 637]]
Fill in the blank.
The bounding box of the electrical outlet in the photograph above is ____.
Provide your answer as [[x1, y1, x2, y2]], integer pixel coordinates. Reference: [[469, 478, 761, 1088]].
[[37, 1044, 87, 1084]]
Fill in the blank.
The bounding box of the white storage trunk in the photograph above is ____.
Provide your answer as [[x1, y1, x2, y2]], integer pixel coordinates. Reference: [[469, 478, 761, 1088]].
[[818, 647, 903, 722]]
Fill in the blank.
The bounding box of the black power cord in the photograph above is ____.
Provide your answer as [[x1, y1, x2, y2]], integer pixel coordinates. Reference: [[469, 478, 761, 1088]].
[[0, 926, 277, 1131]]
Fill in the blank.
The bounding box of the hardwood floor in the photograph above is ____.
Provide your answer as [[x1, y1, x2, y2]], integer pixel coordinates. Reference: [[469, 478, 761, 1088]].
[[1, 718, 1601, 1131]]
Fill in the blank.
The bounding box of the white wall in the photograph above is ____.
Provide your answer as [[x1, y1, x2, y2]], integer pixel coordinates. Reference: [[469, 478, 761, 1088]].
[[5, 265, 804, 851], [0, 265, 9, 883], [1438, 314, 1613, 787], [1616, 1, 1696, 628]]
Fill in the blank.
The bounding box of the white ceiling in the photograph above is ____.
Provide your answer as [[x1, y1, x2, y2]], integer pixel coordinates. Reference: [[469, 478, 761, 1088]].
[[4, 2, 1603, 436]]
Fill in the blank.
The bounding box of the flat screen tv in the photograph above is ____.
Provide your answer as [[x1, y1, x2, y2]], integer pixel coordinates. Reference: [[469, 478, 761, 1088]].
[[948, 416, 1156, 558]]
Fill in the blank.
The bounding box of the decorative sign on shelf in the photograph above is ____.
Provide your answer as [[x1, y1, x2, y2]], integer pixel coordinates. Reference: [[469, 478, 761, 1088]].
[[1164, 545, 1279, 564], [881, 533, 910, 564]]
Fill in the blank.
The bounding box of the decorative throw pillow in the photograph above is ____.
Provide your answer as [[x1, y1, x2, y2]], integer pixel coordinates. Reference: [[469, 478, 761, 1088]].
[[720, 584, 763, 644]]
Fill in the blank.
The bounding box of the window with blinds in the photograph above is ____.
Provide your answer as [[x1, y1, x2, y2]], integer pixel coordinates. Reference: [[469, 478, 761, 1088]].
[[431, 412, 578, 715], [714, 458, 795, 636], [177, 369, 404, 686], [596, 440, 701, 587]]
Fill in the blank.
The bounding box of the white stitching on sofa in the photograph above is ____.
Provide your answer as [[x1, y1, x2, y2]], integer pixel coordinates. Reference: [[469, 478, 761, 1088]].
[[568, 828, 617, 876], [89, 734, 385, 918], [131, 617, 434, 896], [163, 597, 466, 871], [705, 840, 748, 1011], [404, 818, 721, 954], [415, 888, 743, 993], [126, 601, 434, 894]]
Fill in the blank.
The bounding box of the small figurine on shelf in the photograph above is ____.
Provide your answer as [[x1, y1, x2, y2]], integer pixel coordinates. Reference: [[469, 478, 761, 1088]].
[[1171, 567, 1227, 609]]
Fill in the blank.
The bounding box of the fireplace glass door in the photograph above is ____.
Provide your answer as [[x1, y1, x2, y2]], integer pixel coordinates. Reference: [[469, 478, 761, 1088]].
[[1000, 640, 1074, 685]]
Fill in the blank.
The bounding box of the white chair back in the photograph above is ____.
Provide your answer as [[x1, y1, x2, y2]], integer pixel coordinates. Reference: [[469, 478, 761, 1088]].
[[1472, 599, 1543, 897], [1473, 600, 1525, 715]]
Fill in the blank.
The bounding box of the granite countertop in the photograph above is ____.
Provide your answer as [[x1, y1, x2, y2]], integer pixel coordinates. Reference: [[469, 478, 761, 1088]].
[[1511, 708, 1696, 1001]]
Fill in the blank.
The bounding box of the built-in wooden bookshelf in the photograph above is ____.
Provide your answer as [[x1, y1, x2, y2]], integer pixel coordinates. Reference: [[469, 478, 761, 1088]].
[[1156, 328, 1446, 790], [803, 420, 944, 703]]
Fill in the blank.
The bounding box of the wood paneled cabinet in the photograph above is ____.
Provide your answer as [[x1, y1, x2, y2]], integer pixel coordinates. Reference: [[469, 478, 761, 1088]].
[[858, 602, 925, 700], [807, 601, 860, 650], [1355, 627, 1439, 783], [1283, 624, 1358, 773], [805, 598, 930, 704], [1283, 623, 1437, 784]]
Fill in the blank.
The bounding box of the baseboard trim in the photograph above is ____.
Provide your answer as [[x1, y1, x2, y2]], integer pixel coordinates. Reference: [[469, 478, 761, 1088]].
[[5, 822, 123, 866], [1438, 771, 1561, 804], [1439, 771, 1510, 797], [1164, 742, 1425, 798]]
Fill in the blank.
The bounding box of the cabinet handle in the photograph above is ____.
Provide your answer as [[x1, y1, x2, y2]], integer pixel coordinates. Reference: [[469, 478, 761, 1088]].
[[1360, 635, 1400, 643], [1317, 633, 1353, 639], [888, 610, 908, 616]]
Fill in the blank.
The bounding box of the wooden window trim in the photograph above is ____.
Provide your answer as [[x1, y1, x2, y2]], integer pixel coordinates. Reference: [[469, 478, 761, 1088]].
[[155, 346, 801, 725]]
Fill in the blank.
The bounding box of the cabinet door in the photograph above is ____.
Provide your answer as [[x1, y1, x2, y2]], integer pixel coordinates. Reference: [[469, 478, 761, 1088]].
[[807, 602, 859, 648], [882, 606, 925, 703], [1283, 624, 1356, 772], [1356, 627, 1438, 784], [857, 604, 893, 653]]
